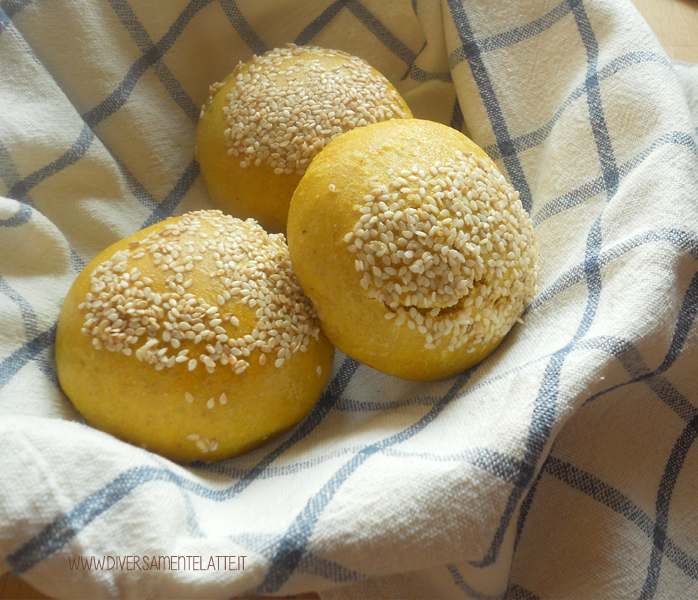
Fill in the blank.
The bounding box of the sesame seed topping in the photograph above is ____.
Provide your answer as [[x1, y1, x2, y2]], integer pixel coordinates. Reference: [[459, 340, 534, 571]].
[[80, 210, 321, 374], [347, 152, 538, 353], [216, 45, 408, 177]]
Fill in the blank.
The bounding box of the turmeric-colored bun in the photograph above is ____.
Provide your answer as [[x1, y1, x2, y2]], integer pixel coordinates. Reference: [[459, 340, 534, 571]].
[[287, 119, 538, 381], [196, 45, 412, 233], [56, 210, 333, 463]]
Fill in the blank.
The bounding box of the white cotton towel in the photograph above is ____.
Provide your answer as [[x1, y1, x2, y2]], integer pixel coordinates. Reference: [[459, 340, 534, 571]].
[[1, 0, 697, 598]]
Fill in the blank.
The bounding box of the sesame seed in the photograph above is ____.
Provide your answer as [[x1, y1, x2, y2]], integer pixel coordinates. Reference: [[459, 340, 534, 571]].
[[79, 211, 322, 377], [219, 393, 227, 405], [185, 392, 194, 403], [220, 46, 408, 177], [345, 153, 538, 353]]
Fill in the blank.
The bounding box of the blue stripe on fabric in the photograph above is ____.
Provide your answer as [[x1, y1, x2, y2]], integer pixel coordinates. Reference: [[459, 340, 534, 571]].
[[0, 138, 31, 203], [0, 274, 56, 398], [6, 357, 359, 574], [572, 267, 698, 416], [140, 159, 200, 228], [405, 63, 452, 83], [0, 3, 43, 67], [69, 248, 86, 274], [643, 375, 698, 424], [545, 455, 698, 583], [0, 134, 85, 280], [506, 583, 541, 600], [654, 270, 698, 375], [571, 0, 619, 198], [514, 272, 698, 583], [200, 445, 366, 480], [449, 0, 573, 69], [4, 124, 94, 201], [576, 335, 698, 423], [254, 367, 475, 594], [514, 467, 543, 552], [334, 394, 439, 411], [640, 414, 698, 598], [107, 147, 160, 212], [528, 228, 698, 314], [297, 548, 366, 584], [298, 0, 418, 67], [344, 0, 416, 66], [82, 0, 216, 129], [473, 219, 603, 568], [295, 0, 345, 46], [531, 172, 605, 227], [673, 60, 698, 69], [447, 564, 505, 600], [0, 273, 38, 340], [399, 39, 424, 80], [450, 96, 464, 132], [0, 323, 56, 389], [0, 6, 9, 34], [0, 0, 32, 19], [382, 446, 534, 488], [106, 0, 200, 124], [472, 0, 619, 567], [218, 0, 267, 56], [230, 532, 369, 583], [205, 357, 552, 481], [0, 203, 31, 226], [445, 0, 533, 213], [484, 51, 672, 161], [583, 269, 698, 412], [181, 487, 206, 538]]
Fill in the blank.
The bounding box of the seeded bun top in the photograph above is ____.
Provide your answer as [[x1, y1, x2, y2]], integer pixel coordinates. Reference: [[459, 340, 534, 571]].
[[79, 211, 320, 374], [196, 44, 412, 233], [288, 119, 538, 381], [56, 210, 333, 462]]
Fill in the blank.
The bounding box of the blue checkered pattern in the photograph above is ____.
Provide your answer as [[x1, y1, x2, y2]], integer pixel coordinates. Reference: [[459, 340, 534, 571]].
[[1, 0, 697, 598]]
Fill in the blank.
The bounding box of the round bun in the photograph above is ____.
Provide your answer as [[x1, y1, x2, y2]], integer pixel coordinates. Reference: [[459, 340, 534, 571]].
[[56, 210, 334, 462], [287, 119, 538, 381], [196, 44, 412, 233]]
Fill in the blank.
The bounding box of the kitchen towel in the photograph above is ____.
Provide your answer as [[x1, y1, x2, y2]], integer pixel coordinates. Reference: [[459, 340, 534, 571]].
[[1, 0, 697, 598]]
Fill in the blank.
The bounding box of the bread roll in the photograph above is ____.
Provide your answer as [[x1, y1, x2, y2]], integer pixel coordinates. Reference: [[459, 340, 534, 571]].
[[287, 119, 538, 381], [56, 210, 334, 462], [196, 44, 412, 233]]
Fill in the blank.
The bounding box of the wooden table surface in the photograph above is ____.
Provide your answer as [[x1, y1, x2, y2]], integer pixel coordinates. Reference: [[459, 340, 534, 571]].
[[2, 0, 696, 598]]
